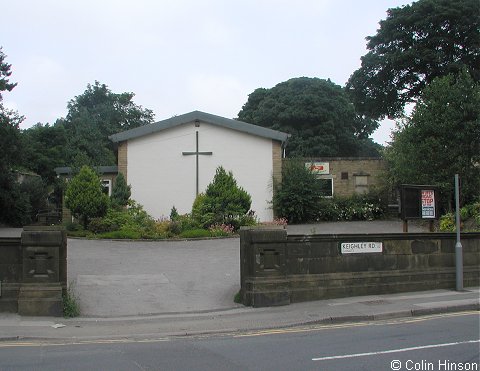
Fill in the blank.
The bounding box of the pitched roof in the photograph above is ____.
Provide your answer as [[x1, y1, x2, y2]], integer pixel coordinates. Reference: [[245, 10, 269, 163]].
[[108, 110, 290, 144], [54, 166, 118, 175]]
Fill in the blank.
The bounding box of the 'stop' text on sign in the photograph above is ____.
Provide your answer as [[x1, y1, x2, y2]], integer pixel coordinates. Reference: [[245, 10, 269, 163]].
[[421, 189, 436, 218]]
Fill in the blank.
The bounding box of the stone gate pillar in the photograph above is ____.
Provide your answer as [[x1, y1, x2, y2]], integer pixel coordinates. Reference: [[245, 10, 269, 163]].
[[240, 227, 289, 307], [18, 227, 67, 316]]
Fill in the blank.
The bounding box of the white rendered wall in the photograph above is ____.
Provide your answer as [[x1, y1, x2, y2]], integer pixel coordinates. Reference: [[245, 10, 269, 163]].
[[127, 121, 275, 221]]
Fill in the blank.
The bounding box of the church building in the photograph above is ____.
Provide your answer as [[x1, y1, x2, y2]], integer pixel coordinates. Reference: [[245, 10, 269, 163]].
[[109, 111, 290, 222]]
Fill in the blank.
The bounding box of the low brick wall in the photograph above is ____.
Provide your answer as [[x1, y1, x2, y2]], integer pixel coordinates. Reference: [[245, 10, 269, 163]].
[[0, 227, 67, 315], [239, 228, 480, 307]]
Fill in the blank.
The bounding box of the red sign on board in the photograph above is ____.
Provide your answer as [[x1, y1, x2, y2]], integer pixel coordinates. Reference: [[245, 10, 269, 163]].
[[421, 190, 435, 218]]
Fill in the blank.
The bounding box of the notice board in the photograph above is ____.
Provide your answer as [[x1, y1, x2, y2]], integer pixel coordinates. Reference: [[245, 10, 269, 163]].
[[400, 185, 439, 220]]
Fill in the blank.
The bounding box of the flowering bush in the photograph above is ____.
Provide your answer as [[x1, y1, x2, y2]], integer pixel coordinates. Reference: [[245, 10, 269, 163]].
[[439, 202, 480, 232], [209, 223, 235, 237], [261, 217, 288, 226], [316, 193, 387, 222]]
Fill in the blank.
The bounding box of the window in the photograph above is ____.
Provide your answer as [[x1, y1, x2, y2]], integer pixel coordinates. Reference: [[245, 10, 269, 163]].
[[316, 177, 333, 197], [354, 175, 369, 194], [102, 180, 112, 196], [341, 172, 349, 180]]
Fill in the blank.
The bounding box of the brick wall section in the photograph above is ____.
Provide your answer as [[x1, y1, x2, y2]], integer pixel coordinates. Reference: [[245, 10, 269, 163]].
[[309, 157, 387, 197], [272, 140, 283, 185], [118, 141, 128, 181]]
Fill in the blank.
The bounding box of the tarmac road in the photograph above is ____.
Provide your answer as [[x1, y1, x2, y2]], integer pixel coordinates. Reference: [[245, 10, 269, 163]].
[[68, 237, 242, 317]]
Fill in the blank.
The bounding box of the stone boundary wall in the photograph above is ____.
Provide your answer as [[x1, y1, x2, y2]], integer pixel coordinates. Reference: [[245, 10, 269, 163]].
[[240, 228, 480, 307], [0, 227, 67, 316]]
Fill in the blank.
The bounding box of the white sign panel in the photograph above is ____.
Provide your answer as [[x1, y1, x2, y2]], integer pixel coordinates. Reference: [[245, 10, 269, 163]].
[[421, 189, 435, 219], [305, 162, 330, 175], [341, 242, 383, 254]]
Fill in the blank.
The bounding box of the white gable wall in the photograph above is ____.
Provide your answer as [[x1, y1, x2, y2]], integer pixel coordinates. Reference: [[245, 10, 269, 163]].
[[127, 121, 274, 221]]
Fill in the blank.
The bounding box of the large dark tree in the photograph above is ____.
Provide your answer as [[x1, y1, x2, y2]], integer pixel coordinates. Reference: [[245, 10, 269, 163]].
[[384, 70, 480, 208], [0, 47, 17, 99], [22, 123, 67, 183], [63, 81, 154, 166], [0, 48, 29, 226], [346, 0, 480, 120], [237, 77, 380, 157]]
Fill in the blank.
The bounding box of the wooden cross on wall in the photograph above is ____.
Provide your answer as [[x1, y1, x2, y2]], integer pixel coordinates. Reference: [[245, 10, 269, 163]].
[[182, 131, 213, 195]]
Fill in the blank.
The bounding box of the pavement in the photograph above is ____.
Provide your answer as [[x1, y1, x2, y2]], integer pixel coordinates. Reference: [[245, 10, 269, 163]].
[[0, 220, 478, 342]]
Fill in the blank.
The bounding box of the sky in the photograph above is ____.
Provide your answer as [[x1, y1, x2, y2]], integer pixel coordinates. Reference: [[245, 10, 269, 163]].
[[2, 0, 413, 144]]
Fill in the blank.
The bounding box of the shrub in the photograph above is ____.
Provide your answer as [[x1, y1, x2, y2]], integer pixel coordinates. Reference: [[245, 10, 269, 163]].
[[180, 229, 212, 239], [84, 200, 158, 238], [170, 206, 179, 221], [439, 213, 456, 232], [314, 191, 387, 222], [439, 203, 480, 232], [65, 166, 109, 228], [238, 210, 259, 227], [154, 218, 171, 235], [67, 230, 91, 238], [98, 228, 142, 239], [64, 221, 83, 232], [63, 282, 80, 318], [260, 217, 288, 227], [272, 160, 323, 223], [195, 167, 252, 229], [209, 223, 235, 236], [87, 217, 118, 233], [110, 173, 131, 208], [234, 290, 242, 304]]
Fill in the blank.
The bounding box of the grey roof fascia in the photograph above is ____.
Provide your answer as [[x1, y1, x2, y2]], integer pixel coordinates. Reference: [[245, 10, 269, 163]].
[[109, 110, 290, 144], [54, 166, 118, 175]]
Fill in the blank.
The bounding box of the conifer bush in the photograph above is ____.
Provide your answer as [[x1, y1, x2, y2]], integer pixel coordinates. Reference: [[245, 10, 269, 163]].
[[65, 166, 109, 228], [110, 173, 131, 208], [194, 166, 252, 229]]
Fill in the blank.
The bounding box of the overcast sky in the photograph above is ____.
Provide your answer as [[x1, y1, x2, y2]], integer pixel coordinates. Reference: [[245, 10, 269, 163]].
[[2, 0, 413, 144]]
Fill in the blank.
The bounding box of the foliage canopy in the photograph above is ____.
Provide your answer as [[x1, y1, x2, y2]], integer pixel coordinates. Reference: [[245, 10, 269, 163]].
[[0, 48, 30, 226], [0, 47, 17, 100], [237, 77, 380, 157], [347, 0, 480, 120], [62, 81, 154, 166], [384, 70, 480, 207]]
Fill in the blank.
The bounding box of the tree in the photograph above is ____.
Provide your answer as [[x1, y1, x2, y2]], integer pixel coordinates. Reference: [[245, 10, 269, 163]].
[[0, 48, 28, 226], [22, 123, 67, 184], [0, 47, 17, 99], [347, 0, 480, 120], [194, 167, 251, 228], [272, 160, 323, 223], [110, 173, 131, 208], [18, 176, 49, 223], [63, 81, 154, 166], [237, 77, 379, 157], [384, 70, 480, 208], [65, 166, 109, 228]]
